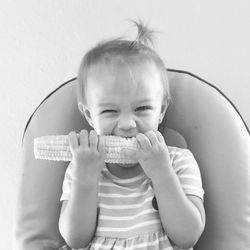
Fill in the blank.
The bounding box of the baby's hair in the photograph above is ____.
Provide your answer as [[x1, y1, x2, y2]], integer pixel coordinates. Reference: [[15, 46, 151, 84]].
[[77, 19, 170, 106], [128, 19, 156, 47]]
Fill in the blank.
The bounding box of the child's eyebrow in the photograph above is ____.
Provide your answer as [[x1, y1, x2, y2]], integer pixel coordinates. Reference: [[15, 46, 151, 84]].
[[97, 99, 154, 107], [136, 98, 154, 103], [97, 102, 115, 107]]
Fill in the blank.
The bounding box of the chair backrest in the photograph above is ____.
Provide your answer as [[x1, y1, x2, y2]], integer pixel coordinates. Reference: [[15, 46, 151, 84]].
[[15, 69, 250, 250]]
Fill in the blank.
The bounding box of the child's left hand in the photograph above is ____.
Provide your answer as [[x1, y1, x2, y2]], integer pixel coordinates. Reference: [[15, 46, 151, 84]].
[[123, 131, 172, 181]]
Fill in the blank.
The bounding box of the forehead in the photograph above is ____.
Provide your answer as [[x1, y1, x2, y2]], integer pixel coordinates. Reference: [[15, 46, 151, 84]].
[[86, 58, 163, 94], [86, 62, 163, 106]]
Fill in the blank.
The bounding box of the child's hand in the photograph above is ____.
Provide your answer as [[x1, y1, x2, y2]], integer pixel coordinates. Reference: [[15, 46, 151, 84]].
[[68, 129, 106, 183], [123, 131, 172, 181]]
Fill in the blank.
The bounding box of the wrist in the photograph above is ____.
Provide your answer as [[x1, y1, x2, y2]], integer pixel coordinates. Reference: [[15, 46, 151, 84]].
[[71, 166, 101, 187], [72, 174, 100, 189], [151, 166, 176, 186], [71, 162, 103, 184]]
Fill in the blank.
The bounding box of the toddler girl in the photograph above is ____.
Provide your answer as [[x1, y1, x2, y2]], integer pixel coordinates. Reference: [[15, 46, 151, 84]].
[[59, 20, 205, 250]]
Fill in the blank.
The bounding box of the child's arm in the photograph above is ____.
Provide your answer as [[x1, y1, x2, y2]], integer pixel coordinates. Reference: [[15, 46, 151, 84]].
[[124, 131, 205, 248], [59, 176, 100, 249], [58, 130, 106, 249], [152, 171, 205, 248]]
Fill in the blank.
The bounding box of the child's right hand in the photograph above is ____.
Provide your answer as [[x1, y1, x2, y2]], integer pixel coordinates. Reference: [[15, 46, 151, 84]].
[[68, 129, 106, 184]]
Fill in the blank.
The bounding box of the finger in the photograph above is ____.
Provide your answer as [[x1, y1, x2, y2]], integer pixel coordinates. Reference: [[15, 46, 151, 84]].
[[68, 131, 79, 151], [136, 133, 151, 151], [155, 131, 165, 143], [89, 130, 98, 150], [98, 136, 106, 156], [145, 130, 158, 146], [79, 129, 88, 147]]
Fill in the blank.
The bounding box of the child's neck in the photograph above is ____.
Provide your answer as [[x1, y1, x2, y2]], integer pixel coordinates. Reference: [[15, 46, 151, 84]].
[[106, 163, 143, 179]]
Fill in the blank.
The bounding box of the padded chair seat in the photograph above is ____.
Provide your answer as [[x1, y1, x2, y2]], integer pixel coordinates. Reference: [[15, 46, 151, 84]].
[[15, 69, 250, 250]]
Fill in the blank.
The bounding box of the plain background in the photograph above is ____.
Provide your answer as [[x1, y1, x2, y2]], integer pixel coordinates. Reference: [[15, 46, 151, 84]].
[[0, 1, 249, 249]]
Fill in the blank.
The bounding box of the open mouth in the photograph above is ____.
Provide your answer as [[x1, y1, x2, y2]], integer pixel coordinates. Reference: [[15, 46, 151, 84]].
[[109, 162, 139, 169], [115, 135, 135, 139]]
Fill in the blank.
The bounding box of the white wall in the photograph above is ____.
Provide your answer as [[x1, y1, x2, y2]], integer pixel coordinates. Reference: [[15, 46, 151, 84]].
[[0, 0, 249, 249]]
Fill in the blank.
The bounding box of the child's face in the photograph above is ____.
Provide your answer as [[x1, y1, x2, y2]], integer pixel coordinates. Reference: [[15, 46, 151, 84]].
[[80, 60, 168, 137]]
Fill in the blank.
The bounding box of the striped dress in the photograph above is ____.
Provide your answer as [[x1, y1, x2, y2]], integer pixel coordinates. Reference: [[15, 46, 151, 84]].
[[60, 146, 204, 250]]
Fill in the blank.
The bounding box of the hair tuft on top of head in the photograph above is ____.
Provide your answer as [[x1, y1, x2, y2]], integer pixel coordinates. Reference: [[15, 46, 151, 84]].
[[129, 19, 157, 48]]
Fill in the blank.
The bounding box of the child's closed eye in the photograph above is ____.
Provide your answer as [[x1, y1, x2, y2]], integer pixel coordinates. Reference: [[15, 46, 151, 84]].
[[135, 106, 152, 112], [100, 106, 152, 115], [100, 109, 117, 114]]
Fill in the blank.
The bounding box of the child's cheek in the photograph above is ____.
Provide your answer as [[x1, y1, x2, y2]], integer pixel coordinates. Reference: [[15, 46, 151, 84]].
[[98, 119, 118, 135], [137, 117, 158, 133]]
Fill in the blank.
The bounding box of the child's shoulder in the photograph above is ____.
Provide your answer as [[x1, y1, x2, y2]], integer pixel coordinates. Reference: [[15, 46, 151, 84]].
[[167, 145, 192, 154], [167, 146, 196, 162]]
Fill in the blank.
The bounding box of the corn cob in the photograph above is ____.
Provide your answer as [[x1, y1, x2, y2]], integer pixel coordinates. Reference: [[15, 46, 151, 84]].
[[34, 134, 139, 164]]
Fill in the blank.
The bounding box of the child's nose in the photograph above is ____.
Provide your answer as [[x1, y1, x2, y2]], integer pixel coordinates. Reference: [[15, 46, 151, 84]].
[[117, 114, 136, 131]]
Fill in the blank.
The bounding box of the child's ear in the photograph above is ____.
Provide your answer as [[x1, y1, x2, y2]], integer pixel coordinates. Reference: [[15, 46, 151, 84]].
[[159, 98, 168, 124], [78, 102, 94, 127]]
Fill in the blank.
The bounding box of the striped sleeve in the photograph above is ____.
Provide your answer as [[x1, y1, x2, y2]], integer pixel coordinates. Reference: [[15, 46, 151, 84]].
[[60, 163, 73, 201], [169, 147, 204, 201]]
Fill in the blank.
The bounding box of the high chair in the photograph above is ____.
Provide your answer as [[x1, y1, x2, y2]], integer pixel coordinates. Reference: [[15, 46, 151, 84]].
[[15, 69, 250, 250]]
